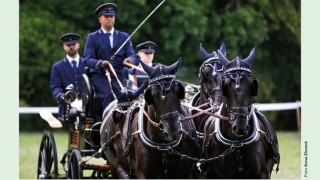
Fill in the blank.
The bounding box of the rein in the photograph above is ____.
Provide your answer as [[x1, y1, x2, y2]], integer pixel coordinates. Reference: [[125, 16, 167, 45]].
[[180, 101, 229, 121], [103, 62, 126, 100], [142, 108, 162, 129]]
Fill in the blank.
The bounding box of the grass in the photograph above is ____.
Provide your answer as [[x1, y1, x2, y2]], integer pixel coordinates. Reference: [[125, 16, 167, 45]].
[[19, 131, 300, 179], [19, 131, 68, 179], [271, 131, 301, 179]]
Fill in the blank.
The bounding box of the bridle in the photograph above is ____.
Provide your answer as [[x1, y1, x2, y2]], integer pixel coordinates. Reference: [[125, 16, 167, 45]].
[[222, 65, 258, 126], [199, 58, 224, 109], [146, 72, 182, 135], [132, 73, 185, 151]]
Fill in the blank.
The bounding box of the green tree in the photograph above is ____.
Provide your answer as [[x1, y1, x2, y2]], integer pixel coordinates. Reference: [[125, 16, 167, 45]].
[[20, 0, 300, 127]]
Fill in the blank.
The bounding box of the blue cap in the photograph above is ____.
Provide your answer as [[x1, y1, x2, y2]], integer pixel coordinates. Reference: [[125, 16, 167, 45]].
[[136, 41, 157, 54], [60, 33, 81, 45], [95, 3, 117, 16]]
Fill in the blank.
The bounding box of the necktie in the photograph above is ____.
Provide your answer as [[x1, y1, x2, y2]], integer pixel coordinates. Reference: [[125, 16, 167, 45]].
[[71, 60, 77, 73], [106, 33, 112, 48]]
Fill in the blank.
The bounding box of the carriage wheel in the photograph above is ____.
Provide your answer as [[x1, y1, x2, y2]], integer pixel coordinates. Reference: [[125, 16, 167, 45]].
[[37, 131, 58, 179], [67, 149, 83, 179]]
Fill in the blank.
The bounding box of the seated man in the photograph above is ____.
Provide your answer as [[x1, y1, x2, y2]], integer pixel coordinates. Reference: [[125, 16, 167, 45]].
[[50, 33, 85, 117], [83, 3, 138, 111]]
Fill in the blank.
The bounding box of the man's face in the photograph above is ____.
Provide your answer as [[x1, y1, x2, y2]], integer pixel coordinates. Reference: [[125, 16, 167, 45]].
[[99, 15, 115, 30], [63, 43, 80, 56]]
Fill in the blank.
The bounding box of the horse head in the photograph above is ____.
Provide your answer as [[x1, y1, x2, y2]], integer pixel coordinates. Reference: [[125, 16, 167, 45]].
[[218, 48, 259, 137], [199, 42, 226, 109], [140, 59, 185, 138]]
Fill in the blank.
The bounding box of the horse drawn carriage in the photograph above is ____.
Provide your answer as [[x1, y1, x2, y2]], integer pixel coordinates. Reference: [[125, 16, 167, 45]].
[[37, 68, 112, 179], [37, 45, 280, 179]]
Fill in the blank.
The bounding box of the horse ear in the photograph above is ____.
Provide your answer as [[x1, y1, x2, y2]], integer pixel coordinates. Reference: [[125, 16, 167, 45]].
[[166, 58, 182, 74], [131, 81, 149, 100], [242, 48, 255, 68], [139, 59, 157, 76], [144, 88, 153, 105], [217, 49, 229, 67], [219, 42, 226, 55], [251, 79, 259, 96], [200, 43, 209, 61]]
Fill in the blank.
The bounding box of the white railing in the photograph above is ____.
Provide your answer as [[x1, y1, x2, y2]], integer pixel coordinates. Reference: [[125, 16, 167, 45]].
[[19, 107, 59, 114], [19, 101, 301, 114]]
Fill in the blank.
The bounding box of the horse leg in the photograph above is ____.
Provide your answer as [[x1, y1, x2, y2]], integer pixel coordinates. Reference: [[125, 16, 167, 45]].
[[134, 171, 146, 179], [115, 142, 131, 178], [255, 160, 271, 179], [257, 170, 270, 179], [116, 165, 130, 179]]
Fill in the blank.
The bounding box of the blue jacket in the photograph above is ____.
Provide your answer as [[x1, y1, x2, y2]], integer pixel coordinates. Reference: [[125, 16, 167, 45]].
[[50, 57, 85, 115], [83, 28, 137, 78]]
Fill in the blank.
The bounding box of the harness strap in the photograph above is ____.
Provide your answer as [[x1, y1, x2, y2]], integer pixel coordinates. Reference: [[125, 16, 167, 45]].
[[181, 101, 229, 121], [105, 70, 116, 99], [133, 68, 138, 87], [255, 110, 281, 173], [108, 62, 126, 92], [142, 108, 162, 129], [114, 107, 127, 114]]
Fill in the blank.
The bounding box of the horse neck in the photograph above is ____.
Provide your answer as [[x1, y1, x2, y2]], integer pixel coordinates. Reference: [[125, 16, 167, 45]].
[[199, 85, 208, 105]]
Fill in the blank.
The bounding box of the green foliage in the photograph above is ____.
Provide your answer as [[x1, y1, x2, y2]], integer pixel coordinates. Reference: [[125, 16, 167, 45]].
[[19, 0, 300, 110]]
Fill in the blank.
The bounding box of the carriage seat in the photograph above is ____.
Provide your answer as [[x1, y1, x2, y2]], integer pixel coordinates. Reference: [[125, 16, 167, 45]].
[[82, 68, 103, 121]]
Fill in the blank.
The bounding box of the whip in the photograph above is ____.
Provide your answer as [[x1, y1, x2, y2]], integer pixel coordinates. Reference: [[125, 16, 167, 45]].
[[112, 0, 166, 58]]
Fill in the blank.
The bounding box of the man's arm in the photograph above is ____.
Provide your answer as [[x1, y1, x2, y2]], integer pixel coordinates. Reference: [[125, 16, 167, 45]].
[[83, 33, 104, 70], [50, 64, 64, 102]]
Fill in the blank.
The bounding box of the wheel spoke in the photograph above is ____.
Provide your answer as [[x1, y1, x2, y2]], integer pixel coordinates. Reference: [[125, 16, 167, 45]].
[[37, 131, 58, 179], [68, 150, 83, 179]]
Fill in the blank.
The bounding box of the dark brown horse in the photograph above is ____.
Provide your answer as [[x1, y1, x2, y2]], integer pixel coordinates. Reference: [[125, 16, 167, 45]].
[[121, 59, 199, 178], [201, 48, 280, 178], [190, 43, 226, 134], [99, 83, 148, 178]]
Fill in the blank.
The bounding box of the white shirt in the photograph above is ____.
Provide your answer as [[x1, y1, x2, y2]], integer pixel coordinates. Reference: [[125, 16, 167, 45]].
[[101, 27, 115, 48], [67, 54, 80, 67]]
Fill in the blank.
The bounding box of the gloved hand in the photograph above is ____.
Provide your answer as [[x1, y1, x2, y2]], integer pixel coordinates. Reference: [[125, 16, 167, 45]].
[[101, 60, 110, 70], [123, 58, 133, 68], [57, 93, 65, 103], [135, 55, 141, 65]]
